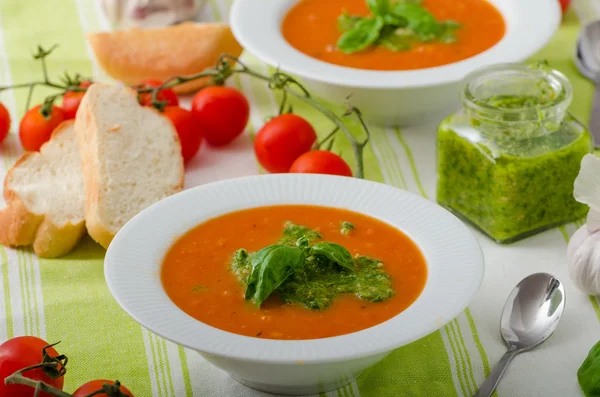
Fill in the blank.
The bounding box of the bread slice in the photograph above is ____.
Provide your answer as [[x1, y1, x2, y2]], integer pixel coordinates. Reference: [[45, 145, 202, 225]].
[[75, 83, 184, 249], [0, 121, 86, 258], [87, 22, 243, 94]]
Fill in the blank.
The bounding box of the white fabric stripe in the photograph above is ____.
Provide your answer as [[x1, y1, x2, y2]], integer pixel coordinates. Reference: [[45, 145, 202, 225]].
[[6, 248, 24, 336], [456, 314, 485, 390], [440, 328, 465, 397], [385, 128, 420, 194], [165, 339, 186, 396], [74, 0, 114, 82], [30, 251, 45, 339], [142, 329, 163, 397]]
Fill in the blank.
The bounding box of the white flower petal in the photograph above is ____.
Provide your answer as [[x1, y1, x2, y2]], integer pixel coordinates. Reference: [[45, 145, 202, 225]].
[[574, 154, 600, 211]]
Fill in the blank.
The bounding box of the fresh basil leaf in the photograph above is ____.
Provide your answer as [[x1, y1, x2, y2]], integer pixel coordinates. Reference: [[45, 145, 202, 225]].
[[244, 245, 306, 307], [578, 340, 600, 397], [337, 17, 385, 54], [392, 2, 441, 40], [338, 12, 365, 32], [310, 242, 354, 271], [383, 13, 407, 27], [367, 0, 391, 16], [377, 27, 413, 51]]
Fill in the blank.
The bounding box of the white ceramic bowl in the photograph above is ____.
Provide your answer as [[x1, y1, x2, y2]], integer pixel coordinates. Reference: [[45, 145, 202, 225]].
[[230, 0, 560, 126], [105, 174, 484, 395]]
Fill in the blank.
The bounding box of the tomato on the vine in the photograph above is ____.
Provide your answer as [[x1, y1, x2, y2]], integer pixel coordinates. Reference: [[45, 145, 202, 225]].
[[0, 102, 11, 144], [162, 106, 203, 163], [138, 79, 179, 108], [19, 105, 66, 151], [254, 114, 317, 173], [290, 150, 353, 177], [73, 380, 134, 397], [0, 336, 65, 397], [559, 0, 570, 13], [191, 86, 249, 146], [62, 80, 92, 120]]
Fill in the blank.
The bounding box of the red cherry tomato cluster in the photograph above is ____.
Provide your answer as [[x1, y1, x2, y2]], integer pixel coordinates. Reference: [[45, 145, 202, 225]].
[[0, 336, 134, 397], [1, 78, 352, 177]]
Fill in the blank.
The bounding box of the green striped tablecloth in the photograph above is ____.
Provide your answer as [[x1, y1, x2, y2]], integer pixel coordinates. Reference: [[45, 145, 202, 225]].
[[0, 1, 597, 396]]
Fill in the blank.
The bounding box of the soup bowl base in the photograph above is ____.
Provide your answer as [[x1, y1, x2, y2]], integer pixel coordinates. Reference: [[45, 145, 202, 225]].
[[302, 79, 462, 127]]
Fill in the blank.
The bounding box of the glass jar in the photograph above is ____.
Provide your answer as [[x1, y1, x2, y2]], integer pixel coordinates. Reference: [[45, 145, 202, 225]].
[[436, 63, 592, 243]]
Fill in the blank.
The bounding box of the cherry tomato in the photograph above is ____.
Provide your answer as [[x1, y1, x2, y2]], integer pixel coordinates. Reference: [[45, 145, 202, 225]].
[[290, 150, 353, 177], [19, 105, 66, 151], [254, 114, 317, 173], [191, 86, 249, 146], [162, 106, 203, 163], [62, 80, 93, 120], [559, 0, 570, 13], [138, 79, 179, 108], [0, 336, 65, 397], [73, 380, 134, 397], [0, 102, 11, 144]]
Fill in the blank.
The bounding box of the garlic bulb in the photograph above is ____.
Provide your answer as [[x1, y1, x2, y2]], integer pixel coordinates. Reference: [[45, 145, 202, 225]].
[[101, 0, 205, 30], [568, 154, 600, 295]]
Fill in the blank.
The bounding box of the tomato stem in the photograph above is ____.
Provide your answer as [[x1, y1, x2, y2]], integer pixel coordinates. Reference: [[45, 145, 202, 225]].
[[0, 45, 371, 178], [4, 362, 74, 397]]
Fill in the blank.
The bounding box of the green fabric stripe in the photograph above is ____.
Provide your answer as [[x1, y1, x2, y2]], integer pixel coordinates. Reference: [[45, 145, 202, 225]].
[[393, 128, 428, 198], [589, 296, 600, 322], [465, 309, 492, 378], [160, 338, 176, 397], [155, 333, 171, 397], [149, 332, 165, 397], [445, 325, 469, 396], [17, 250, 30, 335], [371, 129, 406, 188], [27, 250, 41, 336], [452, 319, 477, 394], [348, 384, 357, 397], [357, 331, 457, 397], [178, 347, 193, 397], [40, 238, 153, 394], [0, 246, 13, 339]]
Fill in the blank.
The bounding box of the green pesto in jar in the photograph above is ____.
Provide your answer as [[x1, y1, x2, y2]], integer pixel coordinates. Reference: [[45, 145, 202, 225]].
[[436, 63, 592, 243]]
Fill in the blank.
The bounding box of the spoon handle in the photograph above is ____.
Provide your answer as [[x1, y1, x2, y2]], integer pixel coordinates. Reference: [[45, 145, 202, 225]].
[[472, 349, 518, 397], [590, 81, 600, 149]]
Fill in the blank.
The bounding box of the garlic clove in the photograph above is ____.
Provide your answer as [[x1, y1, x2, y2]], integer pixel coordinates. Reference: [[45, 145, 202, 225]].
[[568, 225, 600, 296], [589, 209, 600, 234], [574, 154, 600, 212]]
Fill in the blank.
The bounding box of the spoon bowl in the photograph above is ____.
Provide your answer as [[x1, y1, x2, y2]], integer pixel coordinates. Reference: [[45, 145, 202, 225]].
[[473, 273, 565, 397], [575, 20, 600, 147], [500, 273, 565, 351]]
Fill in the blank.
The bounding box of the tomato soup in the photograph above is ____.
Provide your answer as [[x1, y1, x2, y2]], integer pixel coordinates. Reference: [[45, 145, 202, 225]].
[[281, 0, 505, 71], [161, 205, 427, 340]]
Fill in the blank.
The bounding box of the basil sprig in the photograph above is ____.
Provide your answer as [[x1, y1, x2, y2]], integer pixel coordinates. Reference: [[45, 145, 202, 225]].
[[336, 0, 461, 54], [244, 240, 355, 307]]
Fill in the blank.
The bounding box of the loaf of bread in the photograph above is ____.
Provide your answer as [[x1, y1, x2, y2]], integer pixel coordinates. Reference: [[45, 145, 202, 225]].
[[74, 83, 184, 249], [87, 22, 244, 94], [0, 121, 86, 258]]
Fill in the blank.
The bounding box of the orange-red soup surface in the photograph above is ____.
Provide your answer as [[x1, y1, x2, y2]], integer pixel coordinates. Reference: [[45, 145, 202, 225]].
[[281, 0, 506, 71], [161, 205, 427, 340]]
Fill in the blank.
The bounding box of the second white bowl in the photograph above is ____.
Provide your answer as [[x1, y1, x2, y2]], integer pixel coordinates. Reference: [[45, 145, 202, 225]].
[[230, 0, 560, 126]]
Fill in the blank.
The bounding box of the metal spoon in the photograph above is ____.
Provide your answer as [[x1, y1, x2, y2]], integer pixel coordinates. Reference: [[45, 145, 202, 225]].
[[472, 273, 566, 397], [574, 20, 600, 148]]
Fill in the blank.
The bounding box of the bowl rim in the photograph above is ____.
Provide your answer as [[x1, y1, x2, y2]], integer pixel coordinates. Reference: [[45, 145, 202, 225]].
[[229, 0, 561, 89], [105, 174, 484, 363]]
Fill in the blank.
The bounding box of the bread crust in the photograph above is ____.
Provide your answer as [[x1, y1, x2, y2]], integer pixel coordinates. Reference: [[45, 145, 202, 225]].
[[75, 84, 184, 249], [87, 22, 243, 94], [0, 121, 86, 258]]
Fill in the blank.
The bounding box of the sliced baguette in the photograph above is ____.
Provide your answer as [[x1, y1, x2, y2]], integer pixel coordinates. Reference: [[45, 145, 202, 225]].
[[75, 83, 184, 249], [87, 22, 243, 94], [0, 121, 86, 258]]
